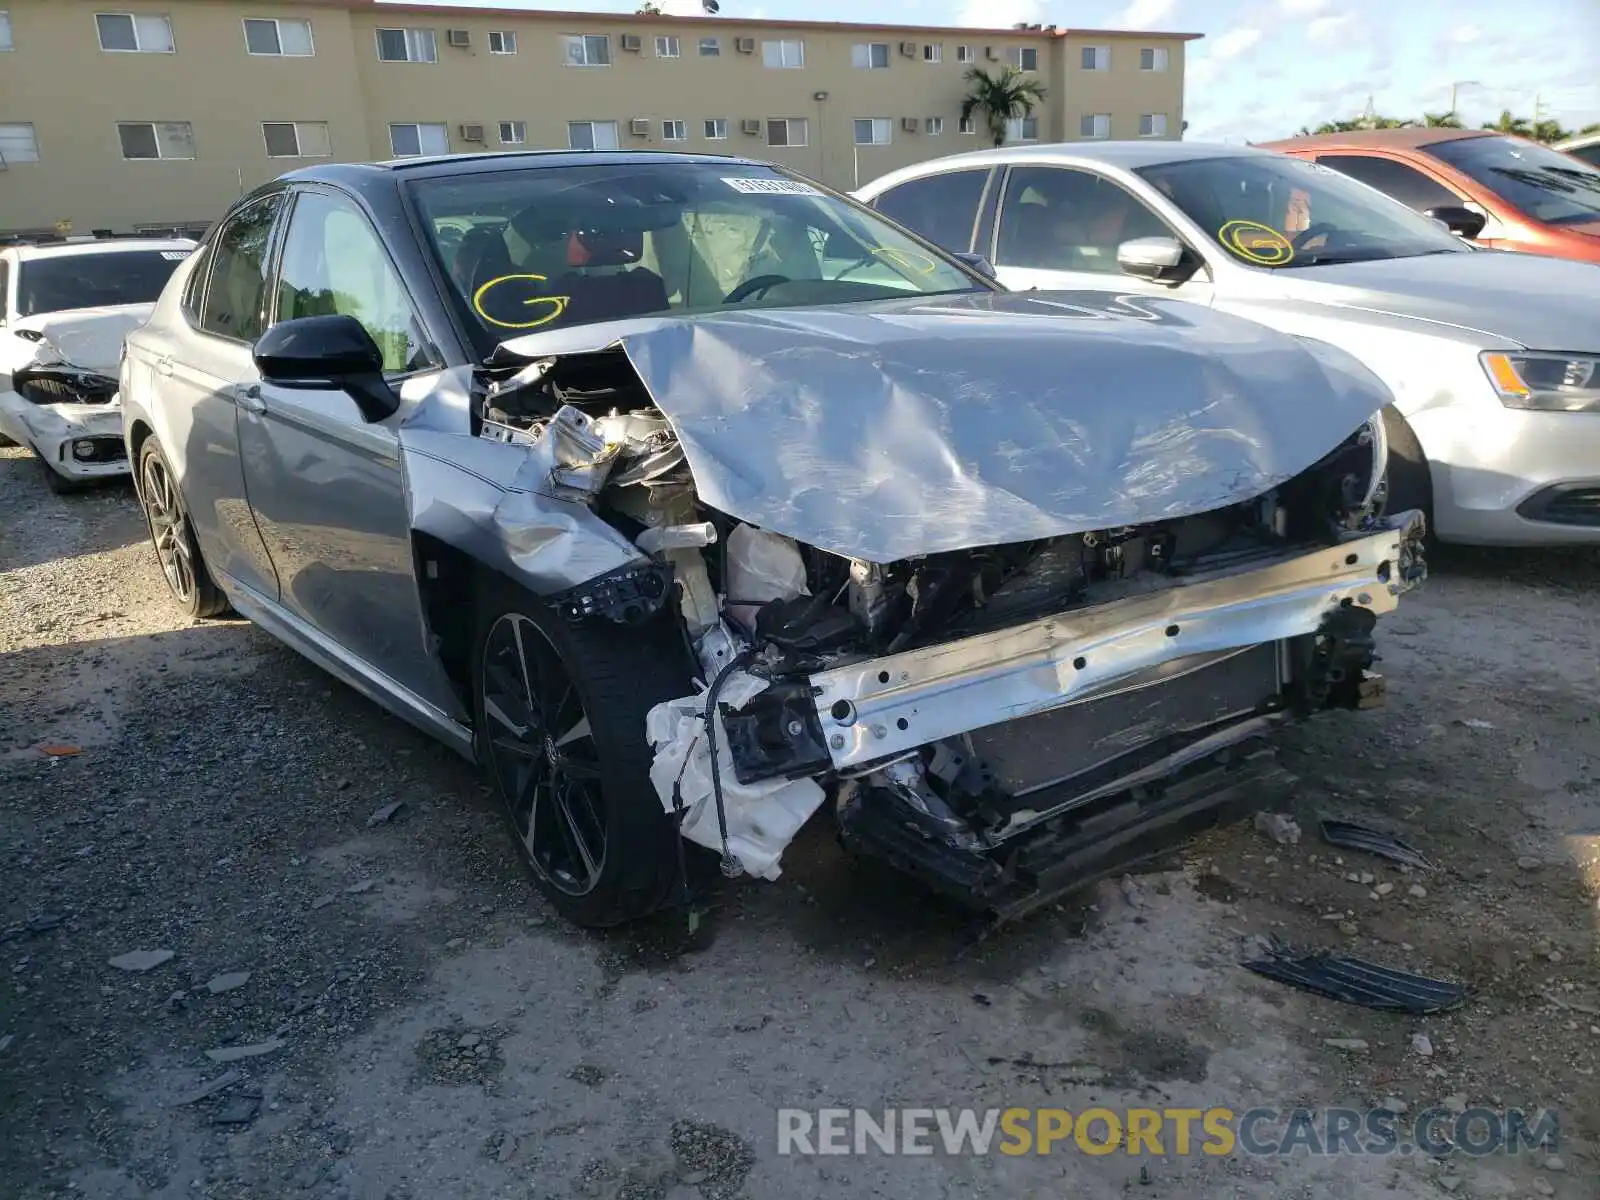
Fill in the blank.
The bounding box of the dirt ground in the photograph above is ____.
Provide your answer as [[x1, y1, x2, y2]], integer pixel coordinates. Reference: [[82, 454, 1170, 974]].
[[1, 442, 1596, 1200]]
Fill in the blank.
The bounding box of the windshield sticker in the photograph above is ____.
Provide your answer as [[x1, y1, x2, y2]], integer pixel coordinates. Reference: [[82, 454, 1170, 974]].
[[871, 247, 939, 274], [472, 274, 571, 330], [1218, 220, 1295, 266], [722, 177, 824, 196], [160, 250, 193, 260]]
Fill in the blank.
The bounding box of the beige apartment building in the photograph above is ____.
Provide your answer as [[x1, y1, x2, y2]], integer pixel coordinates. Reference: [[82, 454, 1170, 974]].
[[0, 0, 1197, 237]]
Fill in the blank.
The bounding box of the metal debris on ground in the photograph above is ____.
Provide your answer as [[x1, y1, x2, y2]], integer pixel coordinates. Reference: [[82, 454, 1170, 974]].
[[1243, 941, 1468, 1014], [1319, 819, 1434, 870]]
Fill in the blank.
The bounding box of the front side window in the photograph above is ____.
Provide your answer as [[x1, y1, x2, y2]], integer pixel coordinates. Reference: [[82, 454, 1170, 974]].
[[704, 118, 728, 140], [244, 17, 313, 56], [488, 30, 516, 54], [1425, 135, 1600, 226], [389, 123, 449, 157], [1137, 154, 1468, 268], [274, 190, 431, 376], [1005, 46, 1037, 70], [15, 250, 188, 317], [872, 168, 989, 252], [762, 39, 803, 68], [197, 194, 282, 340], [1140, 46, 1169, 70], [996, 166, 1172, 273], [118, 121, 195, 160], [568, 121, 619, 151], [655, 35, 679, 58], [408, 161, 987, 354], [563, 33, 610, 66], [97, 12, 174, 52], [767, 118, 807, 147], [0, 122, 39, 163], [263, 121, 331, 158], [376, 27, 436, 63], [853, 118, 891, 146], [1313, 153, 1460, 211], [852, 42, 888, 69]]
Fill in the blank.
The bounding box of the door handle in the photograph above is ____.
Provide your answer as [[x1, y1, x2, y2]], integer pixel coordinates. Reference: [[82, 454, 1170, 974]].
[[155, 357, 174, 377], [234, 384, 266, 414]]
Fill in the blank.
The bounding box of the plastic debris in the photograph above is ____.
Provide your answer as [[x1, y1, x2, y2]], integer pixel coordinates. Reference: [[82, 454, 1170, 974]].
[[1244, 942, 1467, 1014], [1320, 819, 1434, 870]]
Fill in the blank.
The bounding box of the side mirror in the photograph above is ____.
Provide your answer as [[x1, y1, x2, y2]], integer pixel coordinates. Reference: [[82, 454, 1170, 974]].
[[1423, 205, 1487, 240], [1116, 236, 1198, 285], [253, 315, 400, 423], [953, 251, 998, 280]]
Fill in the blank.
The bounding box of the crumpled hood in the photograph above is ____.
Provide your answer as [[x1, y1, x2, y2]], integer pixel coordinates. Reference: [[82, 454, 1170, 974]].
[[13, 303, 153, 372], [1279, 250, 1600, 350], [497, 290, 1389, 562]]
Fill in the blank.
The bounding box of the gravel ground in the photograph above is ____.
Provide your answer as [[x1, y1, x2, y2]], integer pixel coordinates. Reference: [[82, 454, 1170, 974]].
[[2, 442, 1597, 1200]]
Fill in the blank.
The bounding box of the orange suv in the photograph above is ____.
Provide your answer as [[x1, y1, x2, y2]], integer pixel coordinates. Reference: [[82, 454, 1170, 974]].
[[1261, 128, 1600, 264]]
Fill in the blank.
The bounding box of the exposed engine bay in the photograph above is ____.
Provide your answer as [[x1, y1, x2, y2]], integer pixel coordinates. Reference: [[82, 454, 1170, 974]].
[[473, 345, 1427, 919]]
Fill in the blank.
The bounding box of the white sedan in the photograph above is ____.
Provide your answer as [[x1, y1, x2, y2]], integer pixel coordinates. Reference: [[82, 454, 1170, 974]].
[[0, 237, 195, 491]]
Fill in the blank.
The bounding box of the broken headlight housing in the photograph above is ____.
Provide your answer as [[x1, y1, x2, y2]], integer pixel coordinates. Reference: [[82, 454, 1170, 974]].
[[15, 366, 120, 407], [1481, 351, 1600, 413], [1358, 412, 1388, 514]]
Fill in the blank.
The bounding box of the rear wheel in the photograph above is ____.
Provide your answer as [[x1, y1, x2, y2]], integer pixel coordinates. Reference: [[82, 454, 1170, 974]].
[[137, 438, 229, 618], [473, 580, 691, 927]]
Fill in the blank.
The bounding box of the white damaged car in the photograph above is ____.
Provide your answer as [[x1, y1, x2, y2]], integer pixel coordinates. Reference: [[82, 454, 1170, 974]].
[[0, 237, 195, 491]]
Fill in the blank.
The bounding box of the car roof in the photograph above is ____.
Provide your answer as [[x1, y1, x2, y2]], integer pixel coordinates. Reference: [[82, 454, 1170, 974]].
[[275, 149, 775, 195], [1259, 128, 1499, 153], [857, 140, 1282, 193], [4, 238, 197, 262], [1554, 131, 1600, 152]]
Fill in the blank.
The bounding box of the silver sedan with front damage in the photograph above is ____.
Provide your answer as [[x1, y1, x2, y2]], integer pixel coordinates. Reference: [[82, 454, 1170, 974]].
[[120, 151, 1425, 928]]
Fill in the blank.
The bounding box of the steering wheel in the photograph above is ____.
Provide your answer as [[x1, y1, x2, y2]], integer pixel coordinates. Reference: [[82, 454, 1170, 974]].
[[723, 274, 791, 304], [1290, 222, 1342, 249]]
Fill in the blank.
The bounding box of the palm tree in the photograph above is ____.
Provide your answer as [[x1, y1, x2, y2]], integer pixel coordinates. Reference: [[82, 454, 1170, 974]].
[[1531, 119, 1570, 144], [1481, 110, 1533, 136], [960, 66, 1047, 148], [1423, 111, 1463, 128]]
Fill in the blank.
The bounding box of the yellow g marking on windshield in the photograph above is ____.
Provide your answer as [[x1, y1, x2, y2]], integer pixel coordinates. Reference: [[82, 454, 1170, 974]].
[[472, 274, 572, 330], [1217, 221, 1295, 266], [871, 247, 939, 274]]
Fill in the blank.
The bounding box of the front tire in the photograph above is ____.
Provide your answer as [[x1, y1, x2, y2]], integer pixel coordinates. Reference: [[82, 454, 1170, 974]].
[[473, 579, 692, 927], [38, 455, 84, 495], [136, 438, 229, 618], [1380, 407, 1432, 523]]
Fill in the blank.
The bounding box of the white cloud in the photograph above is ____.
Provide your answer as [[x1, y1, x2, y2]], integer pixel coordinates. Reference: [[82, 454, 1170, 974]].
[[1108, 0, 1177, 30], [959, 0, 1042, 26], [1307, 14, 1352, 42], [1187, 57, 1219, 87], [1448, 24, 1482, 44], [1209, 27, 1263, 59], [1278, 0, 1329, 13]]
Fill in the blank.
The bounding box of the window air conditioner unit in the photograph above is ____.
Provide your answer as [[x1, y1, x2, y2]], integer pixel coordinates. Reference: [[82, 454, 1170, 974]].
[[901, 117, 919, 132], [621, 33, 642, 52], [735, 37, 755, 53], [985, 45, 998, 59], [459, 123, 485, 142], [447, 29, 470, 48], [629, 117, 650, 137], [899, 41, 916, 57], [740, 118, 761, 135]]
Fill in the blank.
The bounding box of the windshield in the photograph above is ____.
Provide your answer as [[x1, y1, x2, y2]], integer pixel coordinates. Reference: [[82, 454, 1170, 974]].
[[1136, 154, 1466, 268], [1426, 135, 1600, 226], [408, 161, 987, 352], [15, 249, 190, 317]]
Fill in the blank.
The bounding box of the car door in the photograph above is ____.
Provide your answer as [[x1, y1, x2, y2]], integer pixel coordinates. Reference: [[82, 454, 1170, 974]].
[[162, 193, 285, 598], [986, 165, 1215, 304], [237, 183, 461, 715], [868, 167, 995, 254]]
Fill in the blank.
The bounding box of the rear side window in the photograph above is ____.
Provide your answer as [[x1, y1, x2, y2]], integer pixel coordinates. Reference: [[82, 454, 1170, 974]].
[[872, 169, 989, 252], [1312, 154, 1460, 212], [197, 194, 283, 341], [0, 261, 9, 319], [1566, 143, 1600, 169]]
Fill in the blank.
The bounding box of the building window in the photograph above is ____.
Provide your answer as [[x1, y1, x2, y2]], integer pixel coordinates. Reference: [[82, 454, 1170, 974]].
[[498, 120, 526, 145], [1080, 113, 1110, 139], [1005, 46, 1038, 71], [956, 44, 973, 63], [0, 122, 39, 163], [704, 117, 728, 140], [0, 11, 14, 51], [698, 36, 720, 56], [262, 121, 330, 158], [1005, 116, 1039, 141], [762, 39, 803, 68], [925, 116, 944, 135], [118, 121, 195, 160], [97, 12, 175, 53], [853, 118, 891, 146], [562, 34, 610, 66], [487, 30, 517, 54], [851, 42, 888, 69], [1081, 44, 1109, 70], [661, 119, 687, 142], [388, 122, 448, 156], [655, 35, 680, 58], [243, 17, 313, 56], [958, 116, 976, 134], [568, 120, 619, 151], [766, 117, 807, 147], [923, 43, 942, 63], [1139, 113, 1169, 137], [1140, 46, 1169, 71], [376, 27, 436, 63]]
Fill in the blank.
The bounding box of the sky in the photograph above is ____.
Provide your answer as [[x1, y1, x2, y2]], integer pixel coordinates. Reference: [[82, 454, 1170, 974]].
[[389, 0, 1600, 142]]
